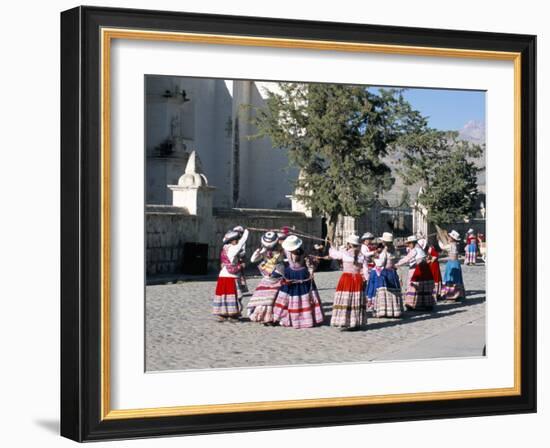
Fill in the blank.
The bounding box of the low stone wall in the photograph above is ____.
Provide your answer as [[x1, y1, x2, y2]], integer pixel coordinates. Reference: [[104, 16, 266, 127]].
[[146, 206, 322, 280], [146, 206, 200, 276]]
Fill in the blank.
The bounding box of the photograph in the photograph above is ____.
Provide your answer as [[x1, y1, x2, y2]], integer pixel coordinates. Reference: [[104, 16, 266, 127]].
[[144, 76, 487, 371]]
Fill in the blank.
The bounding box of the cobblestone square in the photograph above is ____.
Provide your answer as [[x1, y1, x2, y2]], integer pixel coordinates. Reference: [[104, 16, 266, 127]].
[[145, 263, 485, 371]]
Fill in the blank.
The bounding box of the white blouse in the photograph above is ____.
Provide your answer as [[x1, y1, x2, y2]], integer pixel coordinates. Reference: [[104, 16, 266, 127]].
[[219, 229, 249, 278]]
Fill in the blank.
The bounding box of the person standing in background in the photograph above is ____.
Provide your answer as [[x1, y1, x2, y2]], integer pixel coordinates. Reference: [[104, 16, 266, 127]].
[[464, 228, 478, 266]]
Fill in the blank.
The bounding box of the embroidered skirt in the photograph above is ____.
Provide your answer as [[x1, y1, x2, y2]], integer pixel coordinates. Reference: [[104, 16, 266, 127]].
[[212, 277, 243, 316], [247, 275, 282, 323], [405, 267, 435, 310], [373, 287, 403, 318], [442, 260, 465, 301], [331, 272, 366, 328], [273, 267, 324, 329]]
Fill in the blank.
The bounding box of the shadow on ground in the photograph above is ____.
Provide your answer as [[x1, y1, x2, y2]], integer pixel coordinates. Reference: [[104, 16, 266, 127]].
[[317, 295, 485, 331]]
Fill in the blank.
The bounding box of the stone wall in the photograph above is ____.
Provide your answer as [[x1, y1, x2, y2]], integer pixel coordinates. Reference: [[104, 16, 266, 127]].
[[146, 206, 201, 276], [146, 206, 322, 280]]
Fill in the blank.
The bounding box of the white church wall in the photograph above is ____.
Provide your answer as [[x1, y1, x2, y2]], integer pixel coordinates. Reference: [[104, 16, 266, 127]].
[[146, 76, 234, 208], [233, 81, 298, 209]]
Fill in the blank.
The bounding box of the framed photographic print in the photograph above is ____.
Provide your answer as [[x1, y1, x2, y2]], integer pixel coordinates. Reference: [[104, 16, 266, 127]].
[[60, 6, 537, 442]]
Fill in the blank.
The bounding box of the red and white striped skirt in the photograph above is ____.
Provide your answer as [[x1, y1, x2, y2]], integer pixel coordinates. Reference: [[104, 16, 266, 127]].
[[212, 277, 243, 316], [330, 272, 366, 328]]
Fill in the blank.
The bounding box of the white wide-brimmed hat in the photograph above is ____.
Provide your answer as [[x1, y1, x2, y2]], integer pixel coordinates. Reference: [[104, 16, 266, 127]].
[[467, 228, 475, 234], [360, 232, 374, 241], [449, 230, 460, 241], [282, 235, 303, 252], [261, 231, 278, 248], [346, 234, 361, 246], [418, 238, 428, 250], [406, 235, 418, 243], [380, 232, 394, 243], [223, 230, 240, 244]]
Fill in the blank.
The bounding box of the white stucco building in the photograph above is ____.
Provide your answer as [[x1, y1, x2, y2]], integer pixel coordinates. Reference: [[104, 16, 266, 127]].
[[146, 76, 298, 209]]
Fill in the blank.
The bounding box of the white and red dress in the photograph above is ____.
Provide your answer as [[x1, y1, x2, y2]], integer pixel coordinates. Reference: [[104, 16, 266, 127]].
[[465, 234, 478, 265], [212, 229, 249, 317], [329, 247, 367, 328], [396, 245, 435, 310], [427, 246, 443, 300]]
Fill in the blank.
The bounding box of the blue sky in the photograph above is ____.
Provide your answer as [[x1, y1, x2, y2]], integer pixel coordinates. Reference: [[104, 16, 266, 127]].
[[370, 86, 486, 132]]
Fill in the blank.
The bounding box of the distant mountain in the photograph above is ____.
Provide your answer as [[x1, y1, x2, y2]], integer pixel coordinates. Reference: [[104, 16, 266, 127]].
[[458, 120, 486, 145]]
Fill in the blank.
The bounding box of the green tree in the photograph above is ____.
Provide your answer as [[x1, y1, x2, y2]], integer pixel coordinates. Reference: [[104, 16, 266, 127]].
[[249, 83, 420, 241], [397, 129, 483, 225]]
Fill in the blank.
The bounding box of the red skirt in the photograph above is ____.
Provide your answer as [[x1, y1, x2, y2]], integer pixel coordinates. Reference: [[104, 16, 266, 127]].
[[411, 261, 434, 282], [336, 272, 364, 292], [429, 260, 442, 283], [212, 277, 242, 316], [331, 272, 366, 328]]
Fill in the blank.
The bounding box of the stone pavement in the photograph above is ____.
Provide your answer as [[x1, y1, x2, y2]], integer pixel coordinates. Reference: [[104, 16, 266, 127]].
[[145, 263, 486, 371]]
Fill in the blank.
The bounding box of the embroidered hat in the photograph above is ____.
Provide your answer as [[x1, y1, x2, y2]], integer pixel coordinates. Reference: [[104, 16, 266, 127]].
[[282, 235, 303, 252], [261, 231, 278, 248], [380, 232, 394, 243], [467, 228, 475, 234], [360, 232, 374, 241], [346, 234, 361, 246], [406, 235, 418, 243], [223, 230, 240, 244], [449, 230, 460, 241]]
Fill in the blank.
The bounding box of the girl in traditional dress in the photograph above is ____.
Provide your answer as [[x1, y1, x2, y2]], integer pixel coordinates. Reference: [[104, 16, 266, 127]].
[[478, 233, 487, 263], [247, 231, 285, 325], [328, 235, 367, 330], [440, 230, 466, 301], [420, 239, 443, 301], [212, 228, 249, 322], [232, 225, 249, 293], [464, 228, 478, 265], [395, 235, 435, 311], [367, 232, 403, 318], [360, 232, 377, 309], [272, 235, 325, 329]]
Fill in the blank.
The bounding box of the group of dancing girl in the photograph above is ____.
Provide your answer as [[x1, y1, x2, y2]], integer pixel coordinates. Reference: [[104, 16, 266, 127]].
[[212, 225, 470, 331]]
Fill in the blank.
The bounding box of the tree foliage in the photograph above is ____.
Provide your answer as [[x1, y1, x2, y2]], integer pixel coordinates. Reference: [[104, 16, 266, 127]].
[[396, 129, 484, 225], [249, 83, 422, 239]]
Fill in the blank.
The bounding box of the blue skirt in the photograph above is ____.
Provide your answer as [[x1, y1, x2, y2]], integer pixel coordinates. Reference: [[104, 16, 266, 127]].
[[366, 269, 401, 299], [443, 260, 464, 285]]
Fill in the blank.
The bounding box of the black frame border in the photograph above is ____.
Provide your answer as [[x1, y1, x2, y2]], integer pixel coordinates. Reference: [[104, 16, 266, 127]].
[[61, 5, 536, 442]]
